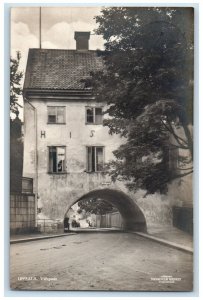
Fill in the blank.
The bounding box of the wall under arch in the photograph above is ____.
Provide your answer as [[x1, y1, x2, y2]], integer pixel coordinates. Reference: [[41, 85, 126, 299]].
[[36, 173, 173, 231]]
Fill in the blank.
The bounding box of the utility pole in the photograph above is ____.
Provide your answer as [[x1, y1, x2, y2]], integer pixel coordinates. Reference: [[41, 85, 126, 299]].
[[39, 7, 42, 49]]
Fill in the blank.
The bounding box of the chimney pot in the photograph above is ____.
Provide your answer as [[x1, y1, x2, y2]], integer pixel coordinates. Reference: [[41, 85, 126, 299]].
[[74, 31, 90, 50]]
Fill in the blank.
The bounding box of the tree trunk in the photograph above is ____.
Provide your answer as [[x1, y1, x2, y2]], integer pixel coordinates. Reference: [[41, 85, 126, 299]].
[[182, 122, 193, 159]]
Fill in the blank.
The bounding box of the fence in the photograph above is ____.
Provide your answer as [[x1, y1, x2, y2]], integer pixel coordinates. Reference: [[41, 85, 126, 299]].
[[96, 211, 123, 229], [37, 219, 64, 234], [10, 193, 36, 234]]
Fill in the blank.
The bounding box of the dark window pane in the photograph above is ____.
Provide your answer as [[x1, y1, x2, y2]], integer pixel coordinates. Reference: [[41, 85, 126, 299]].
[[49, 147, 57, 172], [86, 108, 94, 123], [92, 147, 95, 172], [48, 115, 56, 123]]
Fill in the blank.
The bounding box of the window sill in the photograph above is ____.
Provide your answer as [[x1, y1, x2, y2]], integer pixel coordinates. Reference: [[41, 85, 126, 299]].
[[48, 172, 67, 175], [85, 123, 103, 125], [85, 171, 105, 173], [47, 123, 66, 125]]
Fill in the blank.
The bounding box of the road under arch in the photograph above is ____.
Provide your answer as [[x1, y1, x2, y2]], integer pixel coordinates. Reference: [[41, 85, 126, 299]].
[[65, 188, 147, 232]]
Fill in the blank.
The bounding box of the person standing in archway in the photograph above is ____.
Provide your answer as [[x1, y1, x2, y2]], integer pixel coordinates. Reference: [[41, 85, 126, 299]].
[[64, 216, 70, 233]]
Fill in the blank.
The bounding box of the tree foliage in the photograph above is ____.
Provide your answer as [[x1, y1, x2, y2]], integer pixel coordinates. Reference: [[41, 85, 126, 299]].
[[10, 52, 23, 191], [10, 115, 23, 193], [10, 51, 23, 114], [78, 198, 116, 215], [91, 7, 193, 195]]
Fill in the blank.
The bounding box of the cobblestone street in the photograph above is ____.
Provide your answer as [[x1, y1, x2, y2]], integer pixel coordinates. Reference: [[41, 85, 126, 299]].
[[10, 232, 193, 291]]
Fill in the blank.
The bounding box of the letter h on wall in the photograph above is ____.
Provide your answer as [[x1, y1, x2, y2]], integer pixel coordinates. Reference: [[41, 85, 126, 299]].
[[41, 131, 46, 138]]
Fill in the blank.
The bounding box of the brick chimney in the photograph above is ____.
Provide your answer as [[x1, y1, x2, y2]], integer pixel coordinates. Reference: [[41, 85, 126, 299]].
[[74, 31, 90, 50]]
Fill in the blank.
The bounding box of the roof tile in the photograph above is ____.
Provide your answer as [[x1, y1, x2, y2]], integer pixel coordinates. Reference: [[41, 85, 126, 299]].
[[24, 49, 103, 90]]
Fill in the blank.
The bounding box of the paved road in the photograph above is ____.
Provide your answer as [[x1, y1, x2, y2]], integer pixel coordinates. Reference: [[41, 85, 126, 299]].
[[10, 232, 193, 291]]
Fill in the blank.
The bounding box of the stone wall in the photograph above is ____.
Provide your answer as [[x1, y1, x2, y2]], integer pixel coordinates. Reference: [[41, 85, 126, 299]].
[[172, 206, 193, 235], [10, 194, 36, 234]]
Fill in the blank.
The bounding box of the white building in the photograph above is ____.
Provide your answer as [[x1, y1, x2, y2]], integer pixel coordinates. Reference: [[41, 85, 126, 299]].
[[23, 31, 192, 233]]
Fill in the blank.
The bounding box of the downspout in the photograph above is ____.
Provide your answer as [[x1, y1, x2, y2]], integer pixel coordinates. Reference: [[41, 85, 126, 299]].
[[24, 96, 38, 228]]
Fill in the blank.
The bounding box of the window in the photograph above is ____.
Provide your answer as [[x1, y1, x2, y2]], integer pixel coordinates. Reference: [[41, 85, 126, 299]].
[[48, 146, 66, 173], [48, 106, 65, 124], [86, 146, 104, 172], [85, 107, 102, 124]]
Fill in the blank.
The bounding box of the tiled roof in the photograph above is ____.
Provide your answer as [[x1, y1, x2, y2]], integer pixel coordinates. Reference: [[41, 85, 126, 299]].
[[24, 49, 104, 90]]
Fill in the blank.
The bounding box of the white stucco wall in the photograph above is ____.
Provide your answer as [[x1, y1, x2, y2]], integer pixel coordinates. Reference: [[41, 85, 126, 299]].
[[23, 98, 193, 230], [23, 99, 132, 222], [23, 99, 123, 178]]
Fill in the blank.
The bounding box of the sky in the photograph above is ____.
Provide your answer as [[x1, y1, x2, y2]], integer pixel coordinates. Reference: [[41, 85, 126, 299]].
[[11, 6, 105, 73], [10, 6, 105, 118]]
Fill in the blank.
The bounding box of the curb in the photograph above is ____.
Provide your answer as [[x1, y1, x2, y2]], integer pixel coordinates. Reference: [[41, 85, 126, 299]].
[[10, 233, 77, 244], [133, 232, 193, 254]]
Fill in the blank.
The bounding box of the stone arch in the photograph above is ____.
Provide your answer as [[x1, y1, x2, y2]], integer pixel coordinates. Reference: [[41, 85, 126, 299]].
[[65, 188, 147, 232]]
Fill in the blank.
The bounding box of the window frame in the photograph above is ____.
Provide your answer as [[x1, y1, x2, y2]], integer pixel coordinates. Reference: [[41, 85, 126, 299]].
[[47, 106, 66, 124], [86, 146, 104, 173], [85, 106, 103, 125], [48, 146, 67, 174]]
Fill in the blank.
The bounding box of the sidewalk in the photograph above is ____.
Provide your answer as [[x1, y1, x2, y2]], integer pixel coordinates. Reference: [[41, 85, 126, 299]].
[[10, 232, 76, 244], [10, 226, 193, 254], [134, 226, 193, 254], [148, 226, 193, 249]]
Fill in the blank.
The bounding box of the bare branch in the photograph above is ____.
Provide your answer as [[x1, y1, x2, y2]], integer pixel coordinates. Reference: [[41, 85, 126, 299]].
[[167, 120, 188, 145], [177, 167, 193, 171], [169, 143, 189, 150], [171, 170, 193, 179], [161, 119, 188, 148]]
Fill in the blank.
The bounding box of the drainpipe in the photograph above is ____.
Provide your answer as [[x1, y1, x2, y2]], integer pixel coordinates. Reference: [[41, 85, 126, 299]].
[[24, 96, 38, 228]]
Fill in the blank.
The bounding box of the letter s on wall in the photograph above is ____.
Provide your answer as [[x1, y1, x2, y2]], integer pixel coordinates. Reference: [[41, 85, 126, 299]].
[[90, 130, 95, 137]]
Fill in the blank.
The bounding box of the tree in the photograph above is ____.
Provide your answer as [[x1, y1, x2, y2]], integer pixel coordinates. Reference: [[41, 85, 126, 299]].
[[10, 51, 23, 192], [10, 112, 23, 193], [78, 198, 116, 215], [91, 7, 193, 195], [10, 51, 23, 114]]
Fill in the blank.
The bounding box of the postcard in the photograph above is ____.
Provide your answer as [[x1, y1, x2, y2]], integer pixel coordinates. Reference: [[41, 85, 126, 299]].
[[10, 6, 193, 291]]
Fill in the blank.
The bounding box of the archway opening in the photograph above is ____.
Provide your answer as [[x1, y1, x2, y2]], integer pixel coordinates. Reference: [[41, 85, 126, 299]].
[[65, 189, 147, 232], [68, 198, 122, 230]]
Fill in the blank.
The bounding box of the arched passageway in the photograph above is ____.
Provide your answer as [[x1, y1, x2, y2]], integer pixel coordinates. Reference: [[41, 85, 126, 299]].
[[65, 189, 147, 232]]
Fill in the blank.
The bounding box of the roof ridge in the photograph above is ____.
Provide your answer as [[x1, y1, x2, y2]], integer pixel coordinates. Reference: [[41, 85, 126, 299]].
[[29, 48, 100, 52]]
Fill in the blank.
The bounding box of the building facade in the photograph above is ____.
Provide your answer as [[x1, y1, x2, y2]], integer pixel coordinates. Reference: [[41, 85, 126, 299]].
[[23, 31, 189, 232]]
